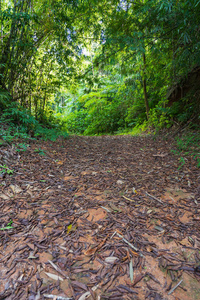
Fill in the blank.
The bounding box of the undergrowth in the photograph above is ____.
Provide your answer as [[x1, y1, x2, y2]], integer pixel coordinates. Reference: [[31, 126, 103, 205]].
[[0, 101, 68, 145], [172, 131, 200, 168]]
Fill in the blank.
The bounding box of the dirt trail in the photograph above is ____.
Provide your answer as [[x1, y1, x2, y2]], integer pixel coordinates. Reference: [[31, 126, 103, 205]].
[[0, 135, 200, 300]]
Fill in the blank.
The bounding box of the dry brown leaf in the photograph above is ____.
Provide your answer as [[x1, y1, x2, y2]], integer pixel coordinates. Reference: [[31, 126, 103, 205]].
[[84, 246, 97, 256], [0, 193, 9, 200], [60, 279, 73, 297], [78, 284, 99, 300], [10, 184, 22, 194], [44, 272, 64, 281]]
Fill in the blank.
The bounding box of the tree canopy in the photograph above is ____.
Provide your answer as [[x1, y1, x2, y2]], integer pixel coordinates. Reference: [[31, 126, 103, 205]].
[[0, 0, 200, 134]]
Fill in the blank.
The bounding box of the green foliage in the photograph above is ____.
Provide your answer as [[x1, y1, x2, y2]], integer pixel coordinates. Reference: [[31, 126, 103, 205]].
[[0, 165, 14, 175], [178, 157, 186, 170], [176, 133, 200, 153], [0, 0, 200, 137], [16, 143, 28, 152], [34, 148, 46, 156], [173, 132, 200, 168], [0, 102, 68, 142], [0, 219, 14, 231], [33, 125, 69, 141], [148, 106, 173, 130], [64, 82, 133, 135], [196, 157, 200, 168], [0, 89, 10, 109], [2, 103, 38, 129], [65, 109, 88, 134], [0, 121, 31, 142]]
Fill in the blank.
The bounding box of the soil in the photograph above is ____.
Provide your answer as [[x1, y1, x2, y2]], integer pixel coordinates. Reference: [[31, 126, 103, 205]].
[[0, 135, 200, 300]]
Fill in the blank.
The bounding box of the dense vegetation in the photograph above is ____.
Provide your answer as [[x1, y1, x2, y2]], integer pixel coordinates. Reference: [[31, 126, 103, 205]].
[[0, 0, 200, 138]]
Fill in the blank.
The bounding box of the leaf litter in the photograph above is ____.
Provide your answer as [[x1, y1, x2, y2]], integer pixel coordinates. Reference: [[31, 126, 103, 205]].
[[0, 135, 200, 300]]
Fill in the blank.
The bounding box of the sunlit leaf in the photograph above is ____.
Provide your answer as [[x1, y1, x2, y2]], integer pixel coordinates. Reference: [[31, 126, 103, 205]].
[[67, 224, 73, 234]]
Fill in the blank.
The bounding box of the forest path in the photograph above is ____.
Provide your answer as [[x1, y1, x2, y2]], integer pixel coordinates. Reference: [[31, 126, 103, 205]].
[[0, 135, 200, 300]]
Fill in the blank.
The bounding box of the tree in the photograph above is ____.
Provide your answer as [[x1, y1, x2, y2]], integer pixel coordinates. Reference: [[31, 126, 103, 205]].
[[0, 0, 80, 118]]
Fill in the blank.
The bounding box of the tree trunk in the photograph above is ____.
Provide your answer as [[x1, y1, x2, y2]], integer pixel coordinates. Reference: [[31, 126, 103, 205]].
[[143, 52, 149, 119]]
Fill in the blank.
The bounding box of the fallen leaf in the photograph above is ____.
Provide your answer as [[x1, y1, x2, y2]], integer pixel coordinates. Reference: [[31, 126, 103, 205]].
[[84, 236, 108, 256], [44, 272, 64, 281], [130, 259, 134, 282], [71, 280, 88, 291], [117, 180, 124, 185], [154, 225, 164, 232], [109, 202, 121, 212], [28, 255, 37, 259], [105, 256, 119, 264], [132, 187, 138, 194], [0, 193, 9, 200], [60, 279, 73, 297], [84, 246, 97, 256], [78, 284, 99, 300], [67, 224, 72, 234], [10, 184, 22, 194]]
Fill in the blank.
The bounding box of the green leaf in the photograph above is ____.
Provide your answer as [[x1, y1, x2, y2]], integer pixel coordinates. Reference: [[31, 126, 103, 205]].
[[67, 224, 73, 234], [0, 226, 14, 230]]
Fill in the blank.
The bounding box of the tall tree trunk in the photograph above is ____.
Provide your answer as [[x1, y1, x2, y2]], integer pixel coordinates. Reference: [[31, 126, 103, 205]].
[[143, 52, 149, 119]]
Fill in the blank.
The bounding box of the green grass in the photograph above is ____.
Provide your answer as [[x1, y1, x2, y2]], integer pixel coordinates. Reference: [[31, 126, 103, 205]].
[[174, 131, 200, 168]]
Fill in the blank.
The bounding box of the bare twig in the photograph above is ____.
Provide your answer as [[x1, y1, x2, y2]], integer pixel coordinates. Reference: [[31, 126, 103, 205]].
[[122, 195, 135, 202], [146, 192, 163, 203], [168, 279, 183, 295], [101, 206, 112, 212], [169, 196, 175, 202]]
